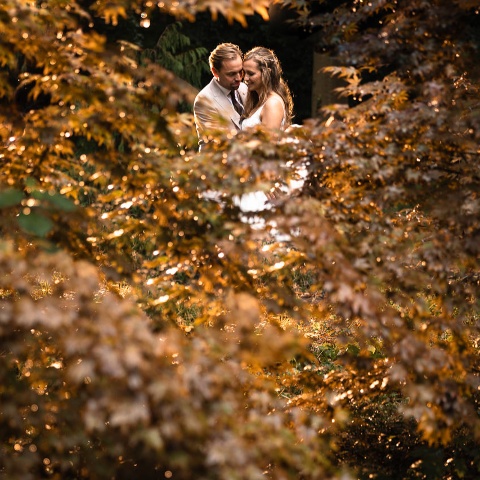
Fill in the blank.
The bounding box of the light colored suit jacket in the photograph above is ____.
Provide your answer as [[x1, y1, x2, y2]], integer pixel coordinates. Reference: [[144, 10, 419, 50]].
[[193, 79, 248, 149]]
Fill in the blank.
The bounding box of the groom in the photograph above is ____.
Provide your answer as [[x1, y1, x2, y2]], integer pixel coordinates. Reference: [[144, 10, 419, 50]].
[[193, 43, 247, 151]]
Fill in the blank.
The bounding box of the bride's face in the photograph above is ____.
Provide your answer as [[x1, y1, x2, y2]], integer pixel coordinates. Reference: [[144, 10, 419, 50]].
[[243, 59, 262, 92]]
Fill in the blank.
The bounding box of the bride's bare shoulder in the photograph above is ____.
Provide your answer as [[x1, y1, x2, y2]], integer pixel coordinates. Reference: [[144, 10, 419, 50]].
[[266, 92, 284, 106]]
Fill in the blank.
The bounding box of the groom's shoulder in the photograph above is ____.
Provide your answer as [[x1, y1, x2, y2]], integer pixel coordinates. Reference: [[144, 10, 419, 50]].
[[196, 78, 219, 99]]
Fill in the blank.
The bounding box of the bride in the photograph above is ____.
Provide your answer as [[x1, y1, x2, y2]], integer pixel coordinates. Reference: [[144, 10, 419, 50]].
[[236, 46, 295, 215], [241, 46, 293, 131]]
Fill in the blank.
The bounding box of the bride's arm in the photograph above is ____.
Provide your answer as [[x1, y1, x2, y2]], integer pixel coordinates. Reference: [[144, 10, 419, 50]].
[[261, 95, 285, 129]]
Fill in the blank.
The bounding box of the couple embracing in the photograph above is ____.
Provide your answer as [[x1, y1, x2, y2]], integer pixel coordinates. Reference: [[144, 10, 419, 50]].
[[193, 43, 293, 150]]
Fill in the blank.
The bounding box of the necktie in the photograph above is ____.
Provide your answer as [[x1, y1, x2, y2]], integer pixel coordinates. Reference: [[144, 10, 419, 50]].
[[230, 90, 243, 115]]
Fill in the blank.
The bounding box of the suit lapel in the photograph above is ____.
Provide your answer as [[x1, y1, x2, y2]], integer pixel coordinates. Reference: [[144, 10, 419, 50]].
[[209, 79, 242, 129]]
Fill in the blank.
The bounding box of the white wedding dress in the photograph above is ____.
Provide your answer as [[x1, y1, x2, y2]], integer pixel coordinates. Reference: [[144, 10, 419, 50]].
[[234, 103, 306, 239], [236, 105, 270, 214], [240, 103, 286, 131], [236, 103, 288, 214], [240, 106, 263, 130]]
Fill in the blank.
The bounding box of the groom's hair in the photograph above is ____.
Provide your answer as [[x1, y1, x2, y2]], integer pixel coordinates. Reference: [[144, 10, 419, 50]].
[[209, 43, 243, 72]]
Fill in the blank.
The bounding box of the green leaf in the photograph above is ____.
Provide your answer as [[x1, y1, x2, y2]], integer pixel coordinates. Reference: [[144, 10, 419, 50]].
[[18, 211, 54, 237], [346, 344, 360, 356], [0, 189, 24, 208], [32, 191, 76, 212], [30, 191, 76, 211], [48, 193, 77, 212], [25, 177, 38, 188]]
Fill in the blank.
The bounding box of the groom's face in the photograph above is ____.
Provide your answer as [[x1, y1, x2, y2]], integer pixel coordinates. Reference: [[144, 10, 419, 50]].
[[213, 56, 243, 91]]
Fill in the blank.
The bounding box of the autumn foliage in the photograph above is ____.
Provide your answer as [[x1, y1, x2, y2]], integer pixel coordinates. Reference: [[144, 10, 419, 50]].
[[1, 0, 479, 479]]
